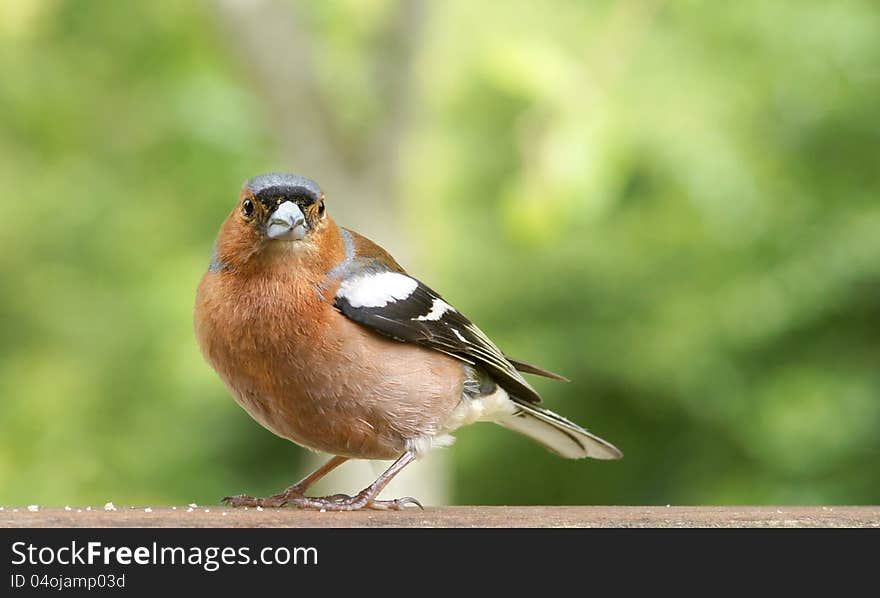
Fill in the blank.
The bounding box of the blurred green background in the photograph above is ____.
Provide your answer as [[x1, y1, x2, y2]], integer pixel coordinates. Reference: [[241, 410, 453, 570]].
[[2, 0, 879, 507]]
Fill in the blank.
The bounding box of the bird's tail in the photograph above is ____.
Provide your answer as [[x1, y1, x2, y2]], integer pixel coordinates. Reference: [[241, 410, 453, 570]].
[[497, 399, 622, 460]]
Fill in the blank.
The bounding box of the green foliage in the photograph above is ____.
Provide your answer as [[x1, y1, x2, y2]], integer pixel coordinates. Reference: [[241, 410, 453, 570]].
[[1, 0, 878, 505]]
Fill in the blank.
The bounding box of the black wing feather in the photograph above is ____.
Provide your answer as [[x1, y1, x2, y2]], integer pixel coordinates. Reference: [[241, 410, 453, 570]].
[[505, 358, 569, 382], [335, 275, 544, 404]]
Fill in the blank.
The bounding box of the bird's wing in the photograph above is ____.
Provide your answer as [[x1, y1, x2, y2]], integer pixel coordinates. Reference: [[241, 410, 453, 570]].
[[330, 228, 545, 404]]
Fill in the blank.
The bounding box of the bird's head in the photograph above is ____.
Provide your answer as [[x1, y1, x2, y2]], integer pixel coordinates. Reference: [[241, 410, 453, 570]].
[[213, 172, 333, 271], [239, 172, 327, 243]]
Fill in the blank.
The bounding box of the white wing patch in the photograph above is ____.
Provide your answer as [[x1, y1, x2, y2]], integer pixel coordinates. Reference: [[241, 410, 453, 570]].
[[414, 297, 455, 321], [337, 272, 419, 308]]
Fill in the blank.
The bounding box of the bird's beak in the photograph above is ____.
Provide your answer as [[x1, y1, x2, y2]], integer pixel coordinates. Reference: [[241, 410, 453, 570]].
[[266, 201, 307, 241]]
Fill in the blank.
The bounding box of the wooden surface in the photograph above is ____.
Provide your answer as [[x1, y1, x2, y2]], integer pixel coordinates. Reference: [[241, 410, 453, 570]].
[[2, 506, 878, 528]]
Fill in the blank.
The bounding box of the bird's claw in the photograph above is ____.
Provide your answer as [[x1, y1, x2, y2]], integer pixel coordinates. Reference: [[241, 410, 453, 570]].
[[222, 494, 256, 508], [366, 496, 423, 511]]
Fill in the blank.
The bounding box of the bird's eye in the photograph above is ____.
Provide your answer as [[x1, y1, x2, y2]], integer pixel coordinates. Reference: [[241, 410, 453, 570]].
[[318, 201, 325, 216], [242, 198, 255, 218]]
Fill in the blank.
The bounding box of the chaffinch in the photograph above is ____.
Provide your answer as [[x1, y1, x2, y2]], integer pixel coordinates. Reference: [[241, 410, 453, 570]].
[[194, 172, 621, 511]]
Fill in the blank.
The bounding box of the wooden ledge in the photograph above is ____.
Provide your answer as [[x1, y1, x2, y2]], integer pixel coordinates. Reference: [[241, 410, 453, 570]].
[[2, 506, 878, 528]]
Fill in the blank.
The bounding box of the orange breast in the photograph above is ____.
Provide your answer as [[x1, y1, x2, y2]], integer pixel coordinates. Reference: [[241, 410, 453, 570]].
[[194, 253, 465, 459]]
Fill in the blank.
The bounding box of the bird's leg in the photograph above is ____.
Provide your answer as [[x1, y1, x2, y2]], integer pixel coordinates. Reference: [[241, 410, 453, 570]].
[[222, 455, 349, 508], [280, 455, 350, 498], [284, 451, 423, 511]]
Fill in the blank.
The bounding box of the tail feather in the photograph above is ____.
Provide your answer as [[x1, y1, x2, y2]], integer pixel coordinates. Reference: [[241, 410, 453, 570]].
[[497, 399, 622, 460]]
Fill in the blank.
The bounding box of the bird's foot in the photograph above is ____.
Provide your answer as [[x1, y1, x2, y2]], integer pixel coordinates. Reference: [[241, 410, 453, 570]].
[[221, 483, 308, 508], [222, 452, 421, 511], [222, 491, 423, 511], [221, 493, 287, 508], [284, 492, 423, 511]]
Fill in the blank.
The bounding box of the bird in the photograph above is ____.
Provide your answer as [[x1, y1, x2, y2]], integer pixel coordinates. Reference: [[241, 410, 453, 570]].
[[194, 172, 622, 511]]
